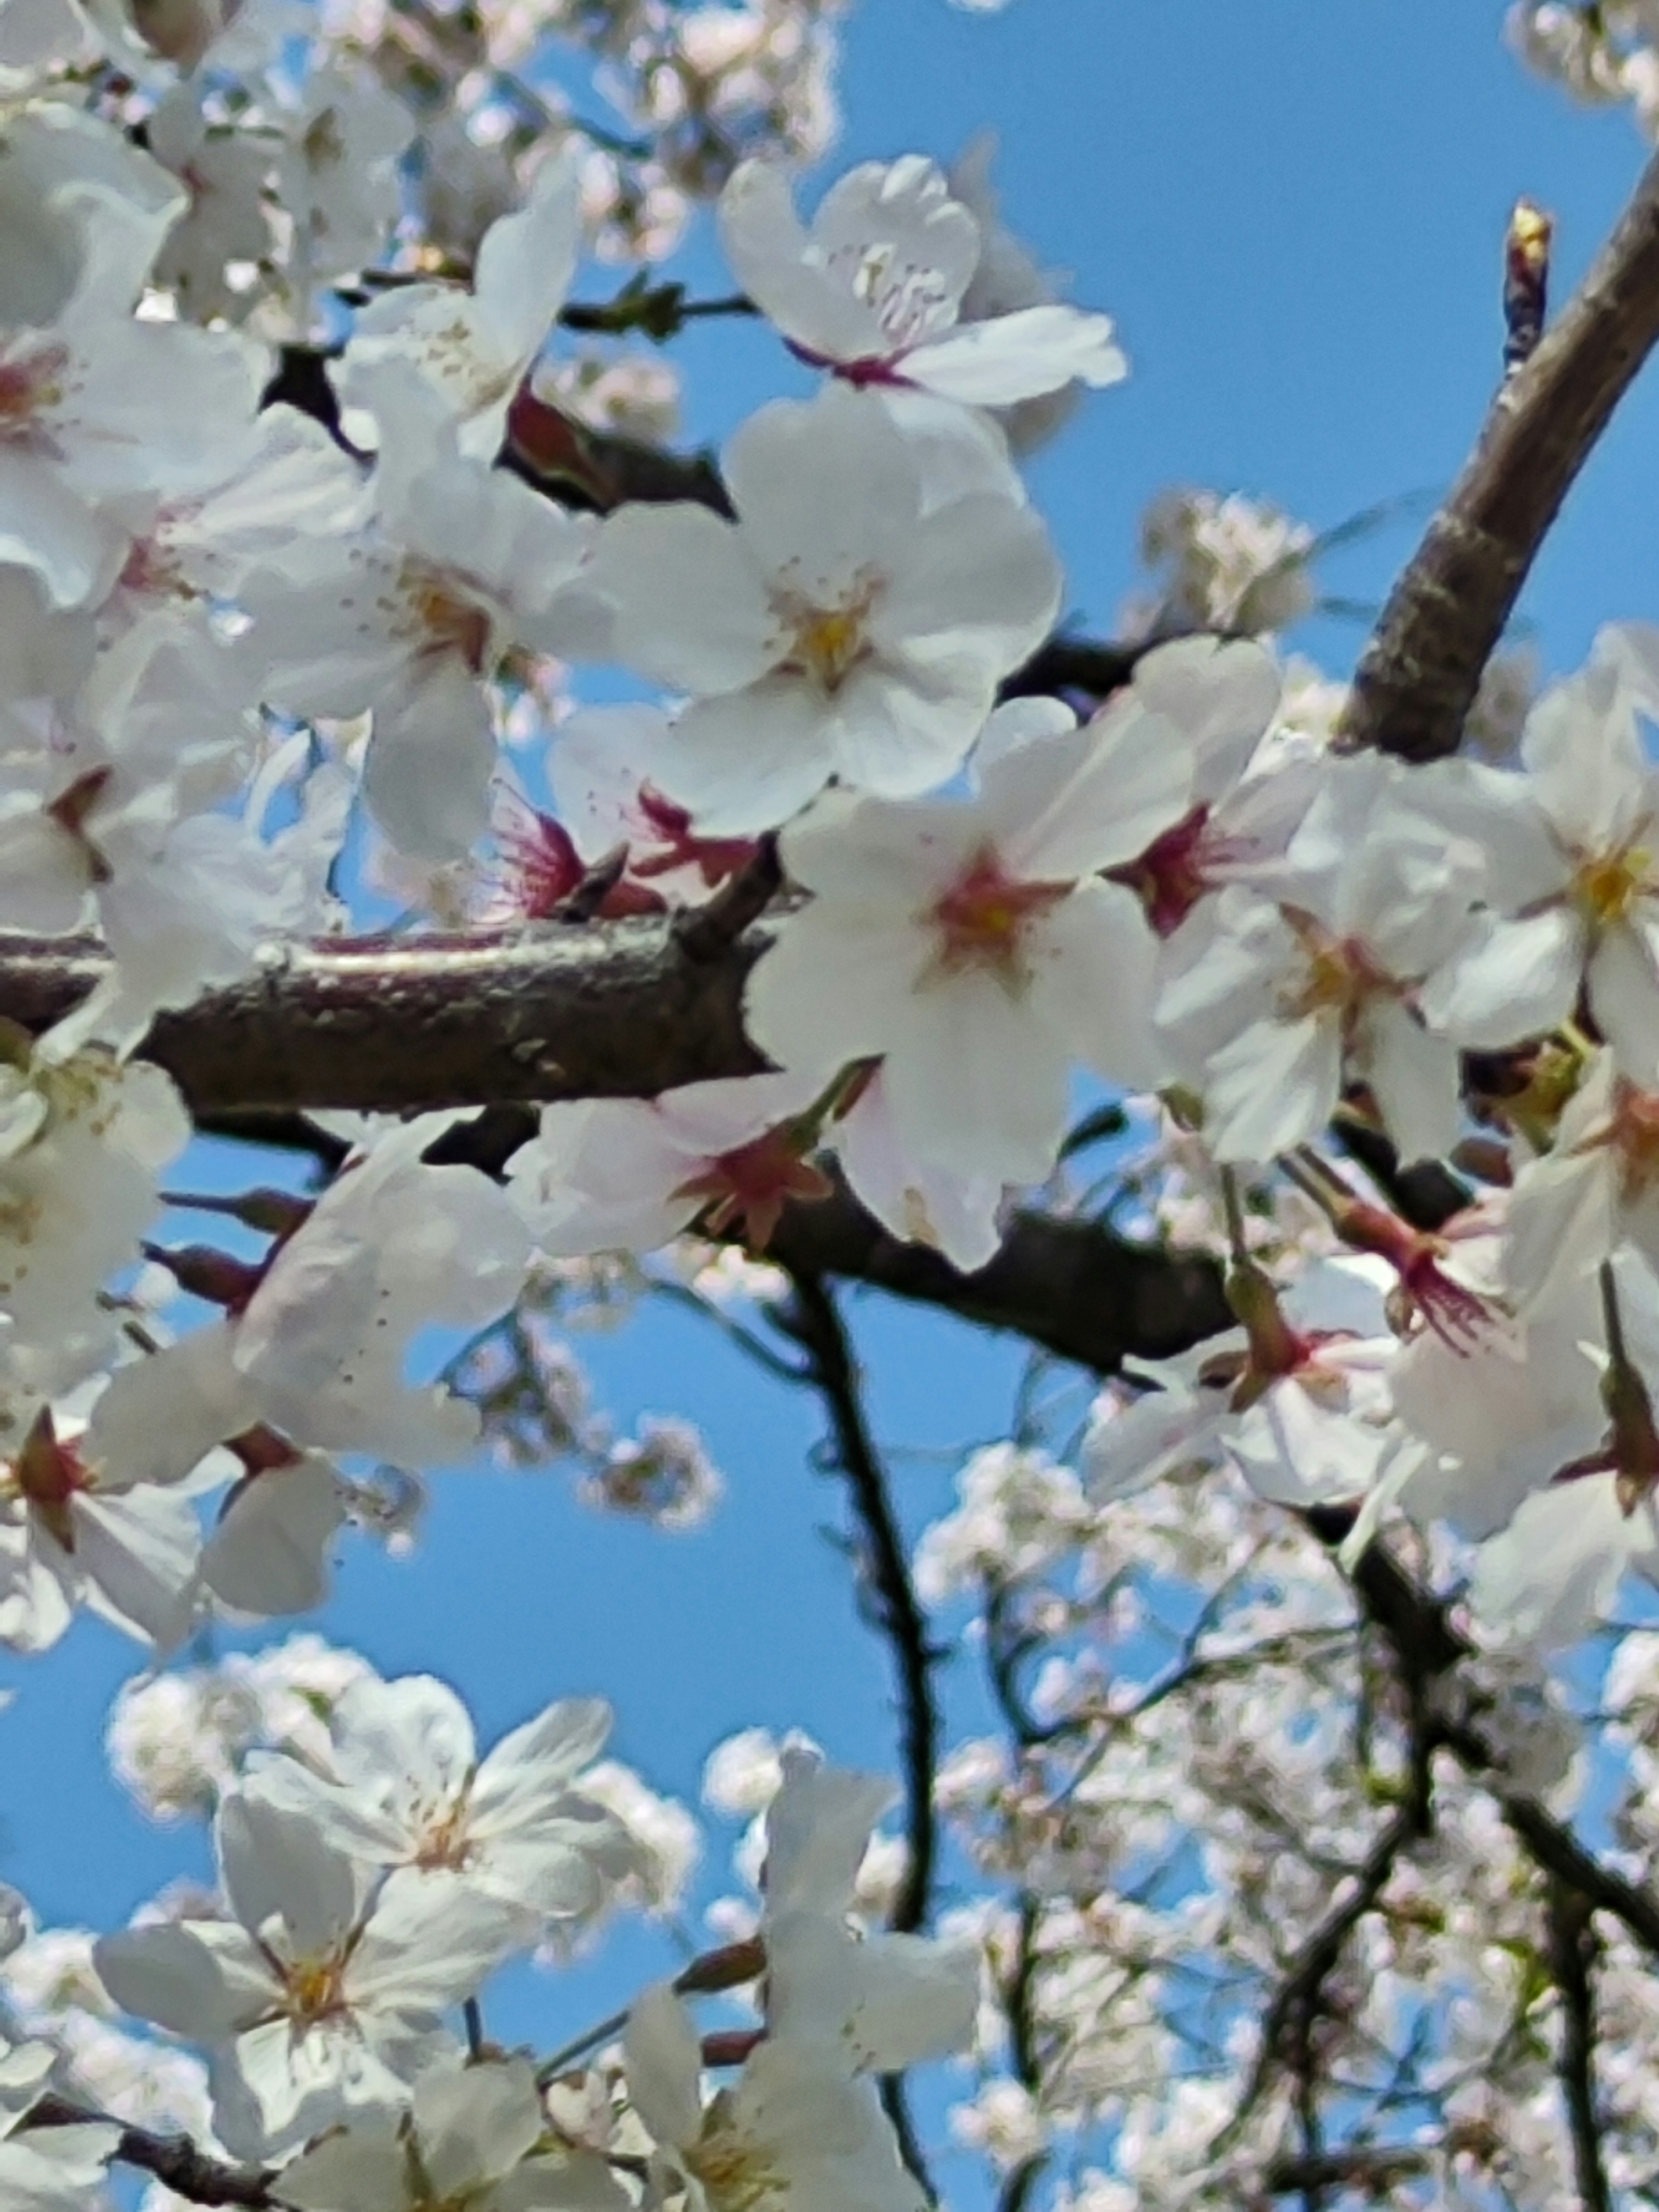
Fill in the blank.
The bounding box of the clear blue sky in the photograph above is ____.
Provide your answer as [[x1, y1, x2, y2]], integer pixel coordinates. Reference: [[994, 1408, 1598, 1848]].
[[7, 0, 1659, 2174]]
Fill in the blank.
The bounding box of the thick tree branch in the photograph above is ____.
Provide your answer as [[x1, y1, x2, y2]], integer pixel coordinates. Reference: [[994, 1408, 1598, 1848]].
[[0, 922, 770, 1113], [1338, 141, 1659, 763]]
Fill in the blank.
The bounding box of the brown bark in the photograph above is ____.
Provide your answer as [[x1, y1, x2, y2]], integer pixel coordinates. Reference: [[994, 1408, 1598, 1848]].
[[1337, 142, 1659, 763]]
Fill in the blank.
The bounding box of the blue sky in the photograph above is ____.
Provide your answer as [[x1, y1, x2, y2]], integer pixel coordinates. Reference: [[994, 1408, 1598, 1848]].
[[8, 0, 1659, 2175]]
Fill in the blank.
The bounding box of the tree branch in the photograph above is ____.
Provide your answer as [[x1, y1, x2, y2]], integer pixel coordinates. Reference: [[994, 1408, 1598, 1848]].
[[1545, 1879, 1613, 2212], [27, 2095, 275, 2209], [772, 1270, 942, 2200], [774, 1271, 941, 1939], [0, 920, 770, 1113], [1338, 140, 1659, 763]]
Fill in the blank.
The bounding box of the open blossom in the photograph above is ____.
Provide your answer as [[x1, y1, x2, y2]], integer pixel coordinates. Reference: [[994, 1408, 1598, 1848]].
[[745, 693, 1190, 1188], [94, 1789, 530, 2161], [626, 1990, 928, 2212], [273, 2054, 629, 2212], [507, 1071, 828, 1257], [337, 149, 584, 455], [760, 1748, 981, 2070], [1085, 1257, 1399, 1512], [243, 1673, 640, 1922], [1156, 754, 1482, 1163], [0, 190, 267, 611], [89, 1110, 533, 1482], [588, 382, 1063, 833], [0, 1037, 189, 1365], [0, 2038, 118, 2212], [1504, 1047, 1659, 1309], [0, 1392, 206, 1652], [248, 365, 594, 861], [719, 156, 1126, 405], [1416, 629, 1659, 1069]]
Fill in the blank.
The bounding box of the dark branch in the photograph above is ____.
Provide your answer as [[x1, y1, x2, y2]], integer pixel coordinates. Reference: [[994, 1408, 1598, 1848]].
[[1224, 1809, 1415, 2142], [775, 1271, 940, 1938], [1545, 1879, 1613, 2212], [1338, 139, 1659, 763], [0, 920, 770, 1114], [772, 1271, 942, 2200], [27, 2095, 275, 2209]]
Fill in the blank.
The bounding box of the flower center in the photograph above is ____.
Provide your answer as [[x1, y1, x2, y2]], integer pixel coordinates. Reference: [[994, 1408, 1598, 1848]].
[[1575, 845, 1652, 927], [673, 1129, 833, 1249], [283, 1949, 349, 2024], [926, 847, 1067, 987], [790, 605, 867, 691], [4, 1406, 89, 1550], [686, 2123, 788, 2212], [412, 1797, 472, 1872], [1278, 914, 1388, 1028], [0, 345, 69, 445], [402, 563, 493, 673]]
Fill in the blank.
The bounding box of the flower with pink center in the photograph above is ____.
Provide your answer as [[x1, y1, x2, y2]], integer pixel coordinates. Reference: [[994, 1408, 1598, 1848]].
[[0, 1398, 205, 1653], [507, 1071, 830, 1258], [0, 238, 267, 610], [1156, 754, 1483, 1164], [1084, 1256, 1398, 1511], [718, 156, 1126, 407], [745, 692, 1195, 1190]]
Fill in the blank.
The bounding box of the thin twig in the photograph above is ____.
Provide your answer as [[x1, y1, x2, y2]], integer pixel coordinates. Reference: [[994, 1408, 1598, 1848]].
[[1545, 1879, 1612, 2212], [1218, 1809, 1415, 2149], [26, 2095, 275, 2209], [773, 1269, 943, 2200], [774, 1271, 940, 1936]]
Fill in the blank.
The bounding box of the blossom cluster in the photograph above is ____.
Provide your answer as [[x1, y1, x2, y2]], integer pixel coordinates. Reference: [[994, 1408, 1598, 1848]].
[[11, 8, 1659, 2212]]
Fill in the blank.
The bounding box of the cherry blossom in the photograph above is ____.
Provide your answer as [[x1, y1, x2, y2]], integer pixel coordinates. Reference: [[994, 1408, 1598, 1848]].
[[94, 1788, 530, 2159], [272, 2054, 631, 2212], [337, 149, 584, 457], [242, 1672, 639, 1922], [1415, 633, 1659, 1069], [719, 155, 1127, 404], [90, 1109, 532, 1481], [0, 2037, 118, 2212], [247, 367, 594, 860], [587, 382, 1064, 833], [626, 1985, 928, 2212], [745, 693, 1189, 1185], [508, 1071, 829, 1257]]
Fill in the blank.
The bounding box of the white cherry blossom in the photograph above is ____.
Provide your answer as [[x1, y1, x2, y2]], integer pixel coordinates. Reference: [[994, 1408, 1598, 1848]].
[[1417, 630, 1659, 1071], [242, 1672, 636, 1921], [337, 148, 583, 456], [719, 156, 1126, 406], [94, 1789, 529, 2160], [625, 1984, 927, 2212], [0, 2037, 117, 2212], [272, 2055, 630, 2212], [1156, 754, 1482, 1163], [745, 693, 1188, 1187], [508, 1071, 827, 1258], [248, 367, 593, 859], [587, 382, 1063, 833], [89, 1110, 533, 1481]]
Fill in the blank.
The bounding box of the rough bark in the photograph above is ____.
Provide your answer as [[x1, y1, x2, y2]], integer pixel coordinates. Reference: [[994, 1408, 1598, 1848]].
[[1337, 141, 1659, 762]]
